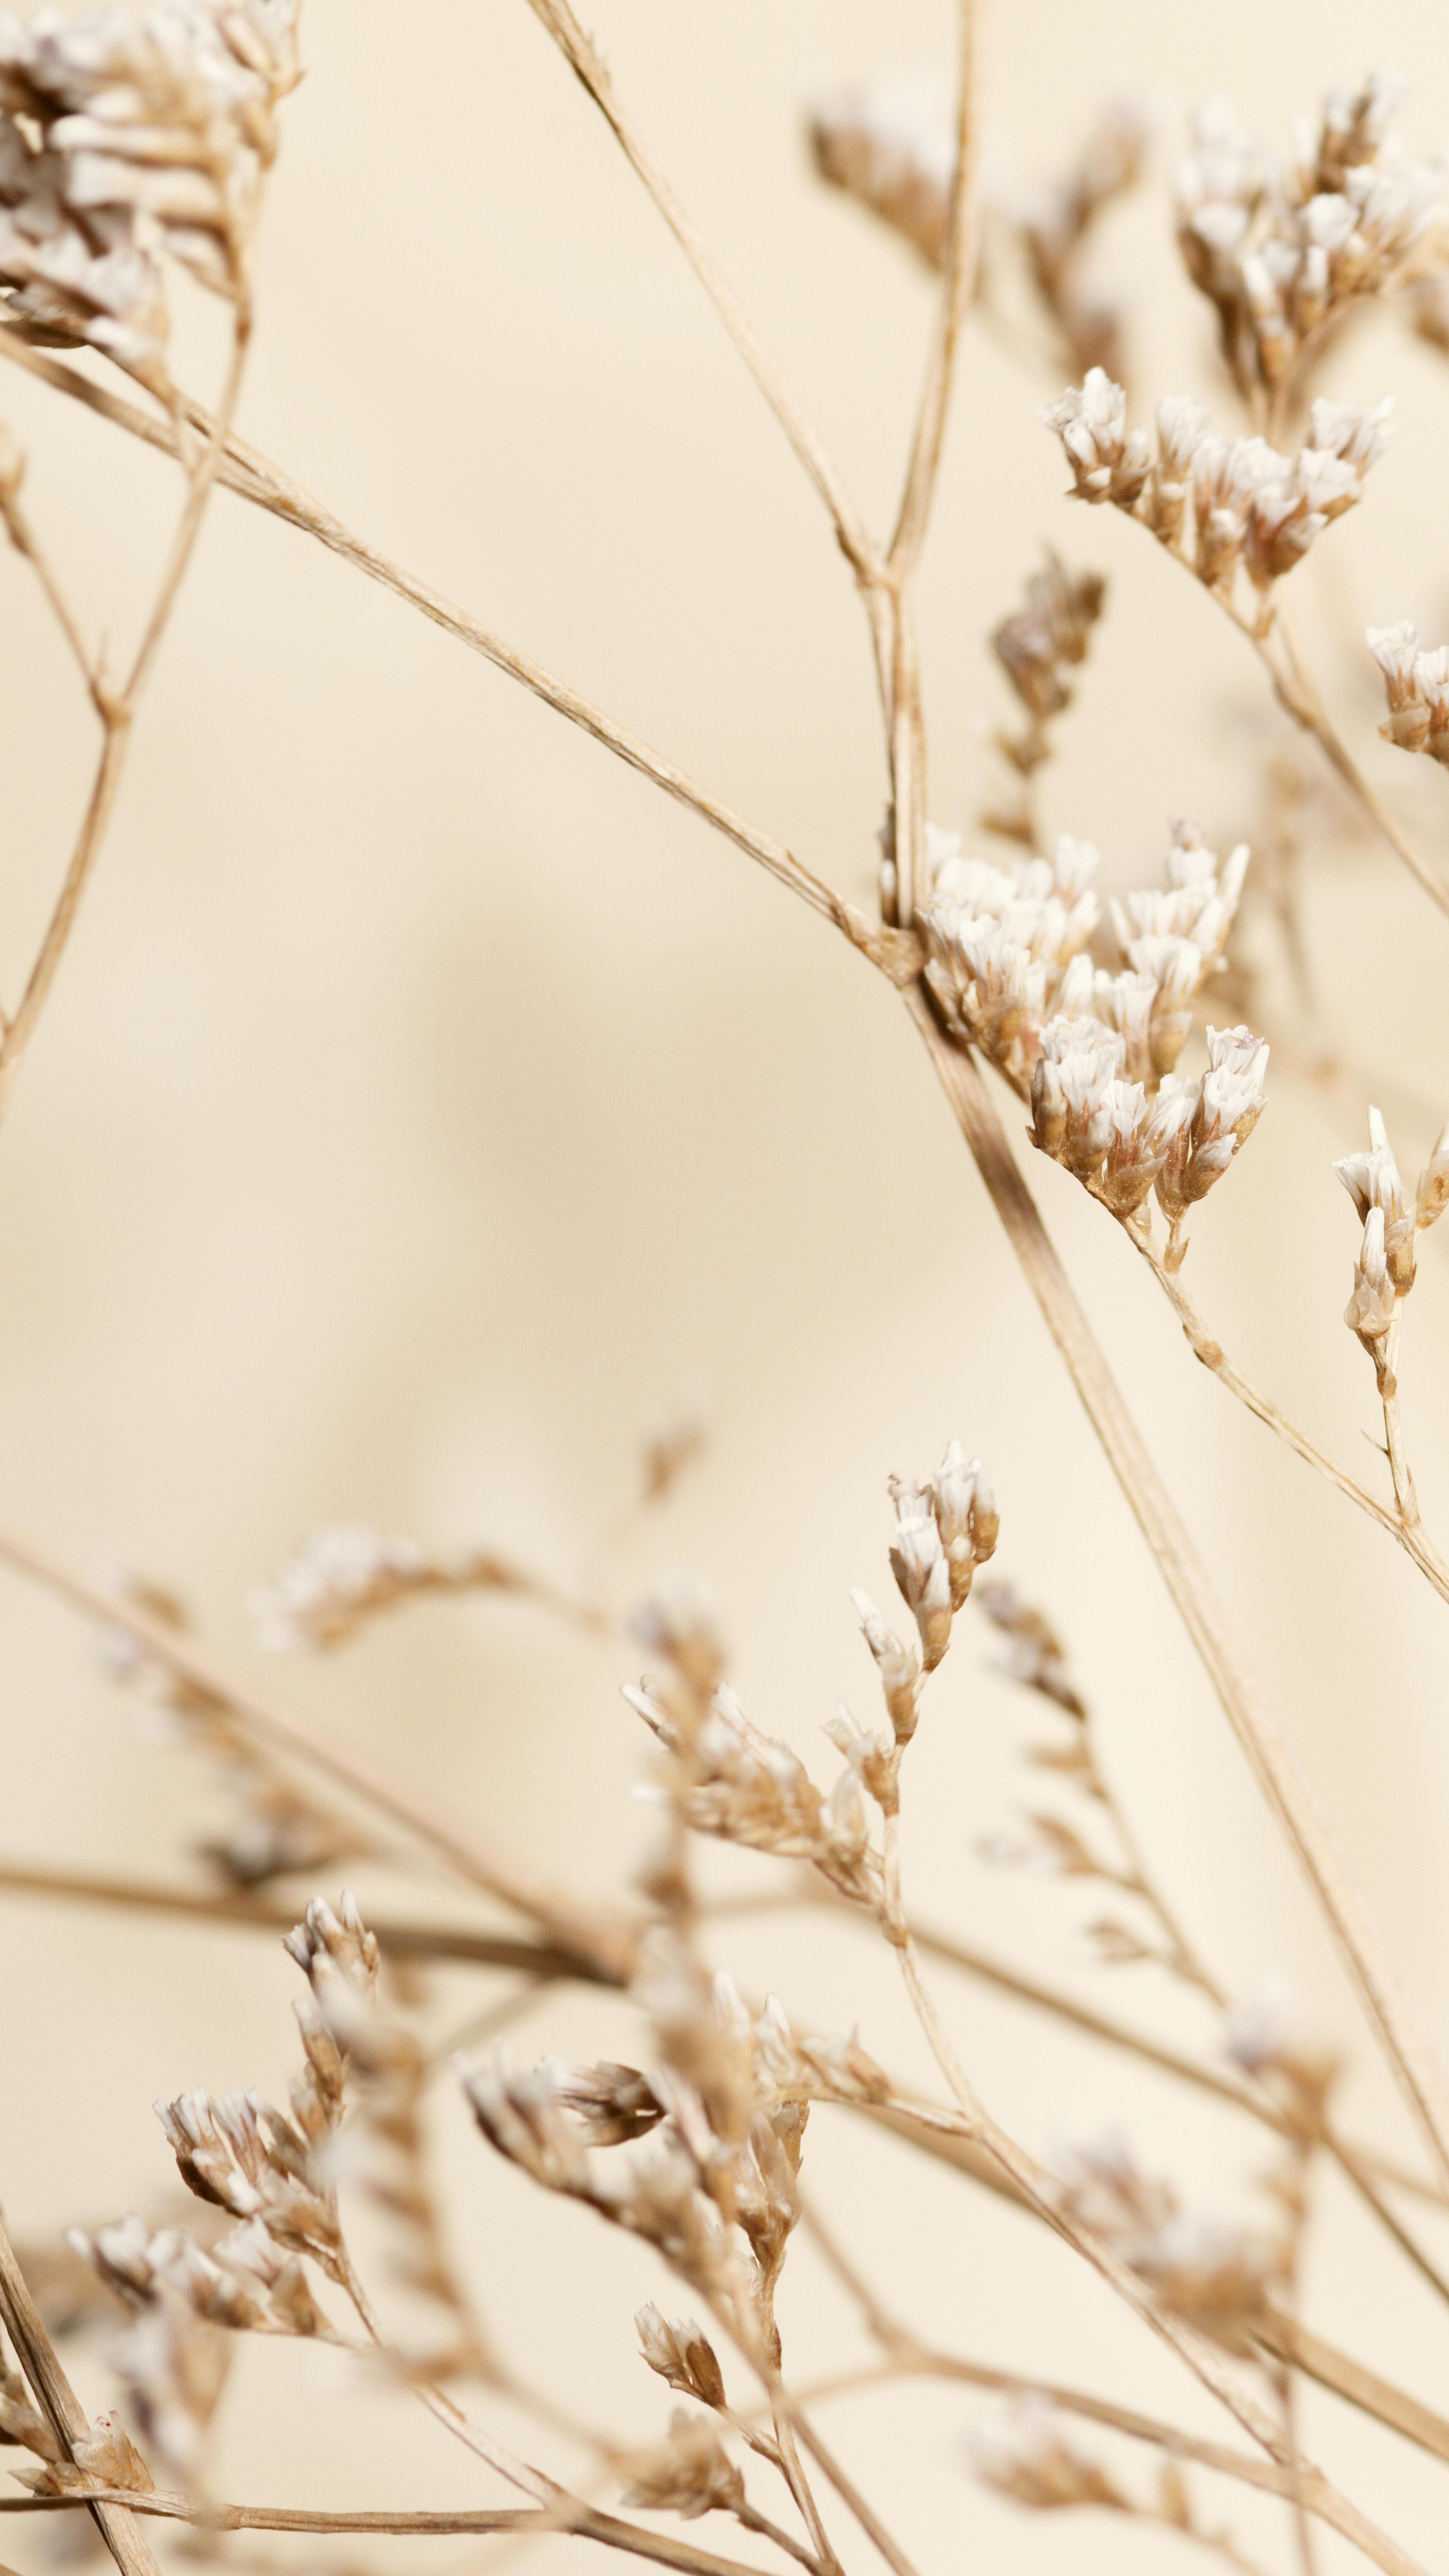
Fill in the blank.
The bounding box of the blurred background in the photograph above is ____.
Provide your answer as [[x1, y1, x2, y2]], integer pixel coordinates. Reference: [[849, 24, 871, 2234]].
[[5, 0, 1449, 2568]]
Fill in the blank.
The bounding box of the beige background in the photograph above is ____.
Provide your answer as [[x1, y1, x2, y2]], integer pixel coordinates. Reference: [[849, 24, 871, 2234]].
[[6, 0, 1449, 2568]]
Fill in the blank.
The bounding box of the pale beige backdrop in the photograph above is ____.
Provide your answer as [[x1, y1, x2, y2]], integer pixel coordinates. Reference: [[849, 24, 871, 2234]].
[[5, 0, 1449, 2570]]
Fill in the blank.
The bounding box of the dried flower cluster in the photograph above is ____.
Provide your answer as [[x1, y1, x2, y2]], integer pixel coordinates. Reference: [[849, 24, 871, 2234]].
[[985, 551, 1106, 842], [154, 1893, 379, 2289], [970, 2394, 1127, 2512], [0, 0, 299, 388], [97, 1568, 370, 1884], [1050, 2133, 1276, 2348], [1044, 368, 1395, 610], [462, 1953, 862, 2368], [919, 822, 1266, 1256], [249, 1522, 605, 1654], [805, 75, 955, 271], [807, 84, 1145, 379], [1008, 99, 1149, 382], [1173, 73, 1449, 406]]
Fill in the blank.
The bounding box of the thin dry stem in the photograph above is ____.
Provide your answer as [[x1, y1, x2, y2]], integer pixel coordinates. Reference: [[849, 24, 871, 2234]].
[[0, 1857, 606, 1978], [792, 2355, 1411, 2530], [1203, 586, 1449, 923], [0, 329, 917, 988], [888, 0, 986, 579], [519, 0, 881, 585], [1135, 1230, 1449, 1605], [1375, 1305, 1421, 1530], [0, 2488, 792, 2576], [0, 308, 252, 1117]]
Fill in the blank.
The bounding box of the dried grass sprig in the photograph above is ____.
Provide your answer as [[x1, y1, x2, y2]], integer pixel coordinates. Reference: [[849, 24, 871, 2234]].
[[12, 12, 1449, 2576]]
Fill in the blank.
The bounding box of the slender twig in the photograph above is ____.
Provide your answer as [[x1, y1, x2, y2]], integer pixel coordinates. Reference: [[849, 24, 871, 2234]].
[[891, 1908, 1446, 2209], [1145, 548, 1449, 924], [0, 330, 917, 989], [0, 310, 252, 1117], [0, 473, 105, 710], [0, 2489, 791, 2576], [8, 1841, 1441, 2205], [732, 2503, 826, 2576], [0, 1857, 612, 1978], [0, 181, 1436, 2145], [517, 0, 882, 584], [787, 2354, 1413, 2527], [888, 0, 986, 580], [1137, 1237, 1402, 1524], [1264, 608, 1449, 923], [351, 2196, 835, 2576], [1134, 1228, 1449, 1605], [875, 1, 986, 929], [1374, 1304, 1421, 1531], [863, 1960, 1449, 2306], [20, 1836, 1444, 2256]]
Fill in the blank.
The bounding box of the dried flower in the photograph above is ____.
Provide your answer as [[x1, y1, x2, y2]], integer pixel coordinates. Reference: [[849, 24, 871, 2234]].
[[155, 2085, 345, 2277], [461, 2054, 594, 2197], [1333, 1106, 1415, 1292], [805, 75, 953, 269], [639, 1394, 708, 1506], [990, 555, 1107, 815], [823, 1699, 897, 1810], [1345, 1204, 1396, 1350], [886, 1477, 953, 1670], [629, 1677, 880, 1901], [110, 2301, 230, 2479], [978, 1812, 1107, 1878], [1367, 623, 1449, 763], [1041, 367, 1150, 506], [635, 2304, 726, 2409], [1415, 1119, 1449, 1230], [462, 2052, 731, 2295], [1156, 1027, 1269, 1237], [553, 2062, 667, 2148], [1045, 372, 1392, 598], [16, 2409, 156, 2497], [620, 2410, 745, 2519], [924, 828, 1259, 1241], [1050, 2134, 1273, 2346], [250, 1526, 431, 1652], [1011, 98, 1149, 381], [928, 1440, 998, 1605], [850, 1585, 922, 1746], [971, 2394, 1127, 2511], [977, 1581, 1087, 1719], [1223, 1976, 1338, 2116]]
